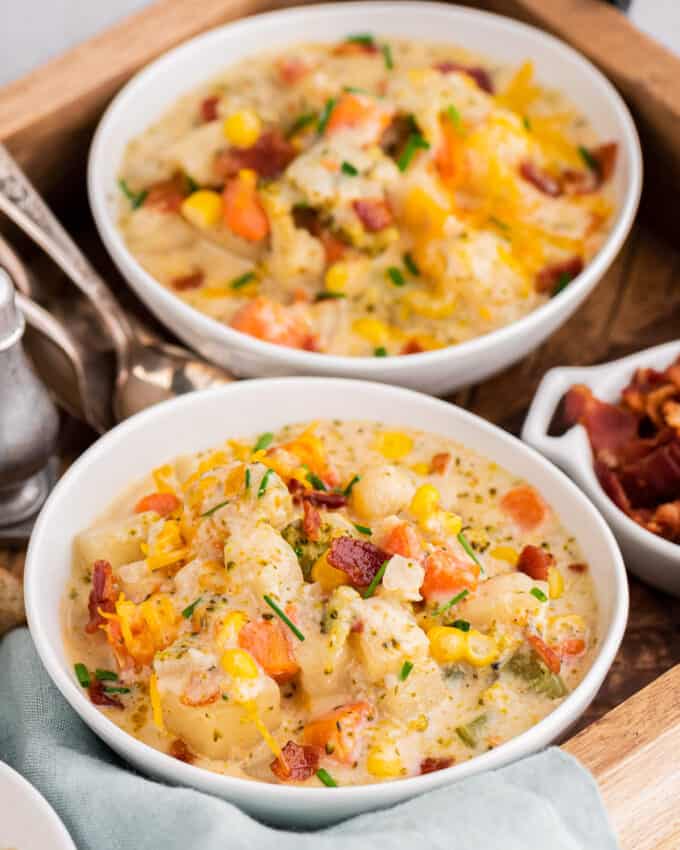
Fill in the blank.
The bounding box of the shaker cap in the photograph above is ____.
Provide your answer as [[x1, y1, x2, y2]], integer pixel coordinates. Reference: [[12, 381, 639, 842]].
[[0, 267, 24, 351]]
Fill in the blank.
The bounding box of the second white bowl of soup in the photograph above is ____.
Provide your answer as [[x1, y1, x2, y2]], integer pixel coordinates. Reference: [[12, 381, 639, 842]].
[[88, 2, 641, 394], [26, 379, 627, 826]]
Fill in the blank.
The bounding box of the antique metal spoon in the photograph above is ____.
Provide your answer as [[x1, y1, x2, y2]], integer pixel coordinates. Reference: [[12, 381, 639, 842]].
[[0, 144, 234, 427]]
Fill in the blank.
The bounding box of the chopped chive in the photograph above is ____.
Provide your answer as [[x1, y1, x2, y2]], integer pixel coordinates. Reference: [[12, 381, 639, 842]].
[[231, 271, 256, 290], [386, 266, 406, 287], [185, 174, 200, 193], [222, 693, 229, 701], [403, 252, 420, 276], [317, 98, 337, 134], [455, 714, 486, 748], [399, 660, 414, 681], [343, 85, 370, 95], [374, 346, 388, 357], [450, 619, 470, 632], [258, 468, 274, 498], [432, 588, 469, 617], [74, 663, 90, 688], [346, 33, 374, 46], [446, 103, 462, 131], [397, 132, 430, 172], [381, 43, 394, 70], [363, 559, 389, 599], [315, 291, 347, 301], [552, 272, 573, 297], [287, 111, 317, 137], [201, 499, 229, 517], [253, 432, 274, 452], [103, 686, 131, 695], [578, 145, 599, 173], [182, 597, 203, 619], [522, 115, 532, 131], [341, 161, 359, 176], [354, 523, 372, 536], [118, 179, 147, 210], [306, 470, 327, 491], [263, 594, 305, 641], [343, 474, 360, 496], [531, 587, 548, 602], [489, 216, 510, 232], [316, 767, 338, 787], [245, 467, 251, 492], [95, 669, 118, 682], [458, 531, 483, 573]]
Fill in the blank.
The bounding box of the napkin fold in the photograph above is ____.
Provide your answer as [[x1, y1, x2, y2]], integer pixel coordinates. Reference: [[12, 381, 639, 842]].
[[0, 629, 619, 850]]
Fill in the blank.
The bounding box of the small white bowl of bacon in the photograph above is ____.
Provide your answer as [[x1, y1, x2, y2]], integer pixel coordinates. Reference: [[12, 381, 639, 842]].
[[523, 340, 680, 596]]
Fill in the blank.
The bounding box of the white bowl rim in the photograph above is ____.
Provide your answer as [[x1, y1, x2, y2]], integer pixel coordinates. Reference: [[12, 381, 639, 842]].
[[25, 377, 629, 804], [88, 0, 643, 372]]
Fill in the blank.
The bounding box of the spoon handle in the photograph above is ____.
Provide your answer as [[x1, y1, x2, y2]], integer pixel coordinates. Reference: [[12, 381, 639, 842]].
[[0, 143, 132, 362]]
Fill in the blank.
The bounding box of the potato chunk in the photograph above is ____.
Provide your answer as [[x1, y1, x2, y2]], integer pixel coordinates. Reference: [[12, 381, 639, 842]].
[[351, 465, 415, 520], [75, 514, 152, 570], [461, 572, 548, 631], [354, 598, 429, 683]]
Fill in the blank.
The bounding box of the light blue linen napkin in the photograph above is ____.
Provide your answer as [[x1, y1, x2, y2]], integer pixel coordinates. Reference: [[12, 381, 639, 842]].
[[0, 628, 619, 850]]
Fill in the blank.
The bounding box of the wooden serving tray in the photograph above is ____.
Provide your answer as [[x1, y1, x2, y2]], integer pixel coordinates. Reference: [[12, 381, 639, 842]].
[[1, 2, 679, 846]]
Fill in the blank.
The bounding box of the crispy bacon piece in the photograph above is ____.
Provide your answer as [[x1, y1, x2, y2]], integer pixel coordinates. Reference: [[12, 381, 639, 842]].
[[171, 271, 204, 292], [434, 61, 494, 93], [568, 562, 588, 573], [535, 256, 584, 294], [648, 500, 680, 542], [563, 385, 638, 457], [86, 560, 118, 634], [270, 740, 321, 781], [292, 206, 348, 264], [302, 499, 322, 541], [326, 536, 389, 587], [517, 545, 554, 581], [528, 634, 561, 674], [562, 143, 618, 194], [401, 339, 425, 355], [420, 757, 454, 774], [214, 130, 296, 181], [170, 739, 195, 763], [88, 678, 123, 709], [519, 160, 562, 197], [430, 452, 451, 474], [288, 479, 348, 509], [144, 176, 186, 212], [353, 198, 393, 232], [200, 96, 220, 122], [618, 439, 680, 508]]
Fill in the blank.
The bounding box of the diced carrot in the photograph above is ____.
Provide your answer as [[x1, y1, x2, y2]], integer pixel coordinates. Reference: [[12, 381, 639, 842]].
[[134, 492, 181, 516], [303, 701, 371, 764], [560, 638, 586, 658], [222, 170, 269, 242], [319, 230, 347, 264], [500, 485, 547, 531], [420, 550, 479, 604], [435, 118, 466, 188], [527, 634, 561, 674], [429, 452, 451, 474], [325, 93, 392, 142], [230, 296, 315, 350], [381, 522, 423, 561], [238, 619, 300, 683]]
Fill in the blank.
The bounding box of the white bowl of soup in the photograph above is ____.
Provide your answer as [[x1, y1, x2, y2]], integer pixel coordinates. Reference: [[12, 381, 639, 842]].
[[25, 378, 627, 826], [88, 2, 641, 395]]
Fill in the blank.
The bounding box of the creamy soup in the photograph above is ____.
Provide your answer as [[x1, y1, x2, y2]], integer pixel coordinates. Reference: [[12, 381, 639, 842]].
[[117, 36, 617, 357], [65, 421, 597, 786]]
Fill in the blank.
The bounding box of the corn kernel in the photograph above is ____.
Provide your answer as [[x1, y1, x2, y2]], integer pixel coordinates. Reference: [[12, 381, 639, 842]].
[[403, 289, 457, 319], [325, 262, 349, 294], [352, 317, 392, 345], [216, 611, 249, 648], [548, 567, 565, 600], [464, 630, 499, 667], [221, 648, 259, 679], [223, 109, 262, 147], [410, 484, 440, 519], [490, 545, 519, 565], [311, 551, 348, 593], [411, 462, 430, 476], [402, 187, 448, 237], [180, 190, 223, 229], [374, 431, 414, 461], [428, 626, 467, 663], [409, 714, 429, 732], [367, 748, 403, 778], [439, 510, 463, 537]]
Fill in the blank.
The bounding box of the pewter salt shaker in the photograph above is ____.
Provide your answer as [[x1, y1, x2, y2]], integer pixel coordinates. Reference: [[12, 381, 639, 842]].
[[0, 267, 59, 539]]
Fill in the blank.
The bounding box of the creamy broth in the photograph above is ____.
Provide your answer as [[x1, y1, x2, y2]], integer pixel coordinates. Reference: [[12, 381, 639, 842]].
[[65, 421, 597, 785], [117, 37, 617, 357]]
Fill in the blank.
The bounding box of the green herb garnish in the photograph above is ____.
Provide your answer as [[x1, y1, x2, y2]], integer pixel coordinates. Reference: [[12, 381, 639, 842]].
[[287, 111, 317, 137], [185, 174, 200, 193], [315, 291, 347, 301], [230, 271, 256, 290], [118, 179, 147, 210], [403, 252, 420, 276], [103, 686, 131, 695], [387, 266, 406, 287], [489, 216, 510, 232], [450, 619, 470, 632], [343, 475, 360, 496], [531, 587, 548, 602], [316, 767, 338, 787], [201, 499, 229, 518], [346, 33, 374, 46], [341, 161, 359, 176], [317, 98, 337, 134], [397, 132, 430, 172], [374, 346, 388, 357], [578, 145, 599, 173], [382, 43, 394, 70], [432, 588, 469, 617], [74, 663, 90, 688], [95, 669, 118, 682], [363, 559, 389, 599], [446, 103, 462, 131], [245, 467, 251, 491], [455, 714, 487, 748], [253, 432, 274, 452], [552, 272, 572, 297], [263, 594, 305, 641], [258, 468, 274, 498], [522, 115, 532, 131], [182, 597, 203, 619], [457, 531, 483, 573], [306, 471, 327, 491], [399, 660, 414, 681], [354, 523, 372, 536]]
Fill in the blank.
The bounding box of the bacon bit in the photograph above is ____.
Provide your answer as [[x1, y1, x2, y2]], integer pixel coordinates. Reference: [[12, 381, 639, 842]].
[[401, 339, 424, 355], [563, 143, 618, 195], [271, 740, 320, 781], [501, 485, 548, 531], [591, 142, 618, 182], [381, 522, 423, 561], [420, 756, 454, 774], [519, 160, 562, 197], [332, 40, 379, 56], [86, 560, 118, 634], [214, 130, 296, 181], [171, 271, 204, 292], [568, 562, 588, 573], [528, 634, 561, 674], [433, 61, 494, 93], [88, 678, 123, 709], [350, 619, 364, 633], [288, 479, 348, 509], [563, 385, 638, 457], [134, 492, 181, 516], [170, 738, 195, 763], [517, 545, 554, 581], [276, 57, 310, 85], [353, 198, 393, 232], [649, 500, 680, 542], [292, 206, 348, 263], [200, 96, 220, 122], [302, 499, 322, 542], [535, 256, 584, 294], [429, 452, 451, 474], [320, 230, 347, 264], [327, 536, 389, 587], [144, 176, 186, 213], [239, 619, 300, 683]]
